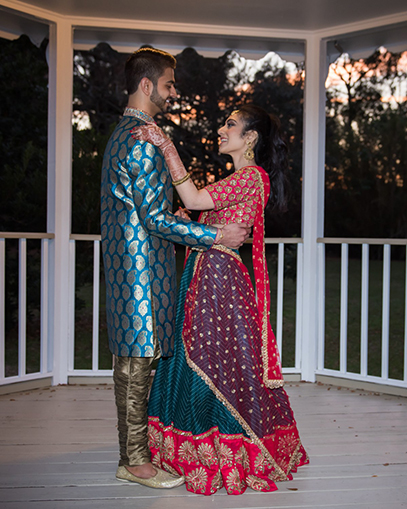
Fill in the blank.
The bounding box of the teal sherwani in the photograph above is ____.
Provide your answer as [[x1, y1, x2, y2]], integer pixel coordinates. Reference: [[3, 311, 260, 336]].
[[101, 108, 217, 358]]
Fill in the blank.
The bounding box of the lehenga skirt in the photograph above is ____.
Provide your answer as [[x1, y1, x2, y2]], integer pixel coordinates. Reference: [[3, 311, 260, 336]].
[[148, 247, 308, 495]]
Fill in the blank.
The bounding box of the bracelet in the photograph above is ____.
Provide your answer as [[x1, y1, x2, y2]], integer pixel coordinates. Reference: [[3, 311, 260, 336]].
[[172, 173, 190, 186], [215, 228, 224, 245]]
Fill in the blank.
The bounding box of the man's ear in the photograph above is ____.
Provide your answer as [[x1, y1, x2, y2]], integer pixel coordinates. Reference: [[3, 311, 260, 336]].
[[140, 77, 152, 97]]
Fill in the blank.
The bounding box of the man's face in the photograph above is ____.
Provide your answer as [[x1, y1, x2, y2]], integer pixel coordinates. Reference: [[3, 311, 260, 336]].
[[149, 67, 177, 114]]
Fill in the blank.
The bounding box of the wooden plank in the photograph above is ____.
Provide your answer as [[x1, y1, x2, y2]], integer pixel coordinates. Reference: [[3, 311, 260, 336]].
[[0, 383, 406, 509]]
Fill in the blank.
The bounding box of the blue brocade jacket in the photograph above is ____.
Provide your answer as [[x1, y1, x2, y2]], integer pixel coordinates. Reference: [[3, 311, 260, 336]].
[[101, 111, 217, 358]]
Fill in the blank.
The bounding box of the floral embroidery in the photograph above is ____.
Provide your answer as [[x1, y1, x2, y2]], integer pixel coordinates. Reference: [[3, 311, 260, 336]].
[[186, 467, 208, 492], [278, 433, 298, 456], [197, 442, 217, 467], [219, 443, 234, 467], [163, 436, 175, 461], [254, 452, 266, 472], [226, 468, 244, 492], [235, 446, 250, 471], [152, 450, 161, 466], [178, 440, 199, 464], [148, 425, 162, 449], [211, 470, 223, 492], [246, 475, 271, 491], [148, 418, 308, 496]]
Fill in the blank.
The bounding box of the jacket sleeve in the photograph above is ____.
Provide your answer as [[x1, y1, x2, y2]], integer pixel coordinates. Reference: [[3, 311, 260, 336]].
[[129, 140, 217, 250]]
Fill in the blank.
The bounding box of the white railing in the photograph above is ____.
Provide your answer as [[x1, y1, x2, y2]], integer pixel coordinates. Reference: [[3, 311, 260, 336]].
[[67, 236, 304, 379], [2, 232, 406, 391], [317, 238, 407, 389], [0, 233, 54, 387], [68, 234, 113, 378], [263, 238, 304, 375]]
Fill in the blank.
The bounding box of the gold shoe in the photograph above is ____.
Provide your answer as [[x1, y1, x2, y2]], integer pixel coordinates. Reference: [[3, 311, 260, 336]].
[[116, 466, 185, 489]]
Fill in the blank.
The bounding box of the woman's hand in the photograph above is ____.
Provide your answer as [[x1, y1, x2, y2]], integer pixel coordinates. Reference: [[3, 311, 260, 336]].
[[131, 123, 172, 150]]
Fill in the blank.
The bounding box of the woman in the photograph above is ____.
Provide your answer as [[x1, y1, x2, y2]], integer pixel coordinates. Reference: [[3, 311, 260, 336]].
[[133, 104, 308, 495]]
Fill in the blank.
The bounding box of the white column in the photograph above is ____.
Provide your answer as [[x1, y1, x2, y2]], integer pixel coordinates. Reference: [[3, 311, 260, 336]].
[[300, 35, 327, 382], [47, 19, 73, 385]]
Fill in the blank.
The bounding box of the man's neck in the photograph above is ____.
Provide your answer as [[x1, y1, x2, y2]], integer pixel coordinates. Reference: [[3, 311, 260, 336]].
[[127, 98, 157, 118]]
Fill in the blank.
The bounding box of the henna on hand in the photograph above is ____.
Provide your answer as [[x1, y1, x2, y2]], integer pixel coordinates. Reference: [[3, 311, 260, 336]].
[[131, 123, 171, 149], [130, 123, 188, 183]]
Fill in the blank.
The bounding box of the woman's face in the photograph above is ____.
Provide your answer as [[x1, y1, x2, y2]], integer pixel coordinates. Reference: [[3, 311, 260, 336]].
[[217, 112, 251, 158]]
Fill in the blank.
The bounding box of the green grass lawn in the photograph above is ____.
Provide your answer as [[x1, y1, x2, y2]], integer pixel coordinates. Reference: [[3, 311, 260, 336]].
[[4, 245, 406, 380]]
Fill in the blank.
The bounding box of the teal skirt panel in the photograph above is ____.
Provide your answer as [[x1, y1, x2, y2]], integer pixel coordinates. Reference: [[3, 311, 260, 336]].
[[148, 250, 247, 437]]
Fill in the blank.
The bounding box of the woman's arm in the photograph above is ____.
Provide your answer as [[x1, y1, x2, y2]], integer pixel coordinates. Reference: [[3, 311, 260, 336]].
[[132, 123, 214, 211]]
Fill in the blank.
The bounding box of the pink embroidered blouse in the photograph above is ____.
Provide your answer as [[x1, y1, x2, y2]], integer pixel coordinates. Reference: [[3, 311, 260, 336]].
[[201, 166, 269, 227]]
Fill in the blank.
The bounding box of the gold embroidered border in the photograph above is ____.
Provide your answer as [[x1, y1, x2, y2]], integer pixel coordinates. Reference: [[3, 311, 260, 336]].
[[286, 439, 308, 478], [250, 167, 284, 389], [210, 243, 243, 263]]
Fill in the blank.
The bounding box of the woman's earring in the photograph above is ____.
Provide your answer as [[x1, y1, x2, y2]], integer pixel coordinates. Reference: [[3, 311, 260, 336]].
[[243, 140, 255, 161]]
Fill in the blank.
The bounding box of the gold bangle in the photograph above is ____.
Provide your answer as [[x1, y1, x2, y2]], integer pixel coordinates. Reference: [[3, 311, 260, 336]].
[[215, 228, 224, 244], [172, 174, 190, 186]]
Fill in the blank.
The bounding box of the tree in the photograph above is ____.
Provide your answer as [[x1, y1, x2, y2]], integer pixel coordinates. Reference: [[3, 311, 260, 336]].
[[0, 35, 48, 233], [71, 45, 305, 238], [325, 49, 407, 242]]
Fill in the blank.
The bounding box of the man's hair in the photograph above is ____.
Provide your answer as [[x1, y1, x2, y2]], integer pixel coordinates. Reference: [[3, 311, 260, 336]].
[[125, 47, 176, 95]]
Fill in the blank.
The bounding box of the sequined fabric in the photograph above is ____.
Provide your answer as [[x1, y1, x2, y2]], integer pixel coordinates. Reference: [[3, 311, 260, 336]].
[[100, 110, 217, 358]]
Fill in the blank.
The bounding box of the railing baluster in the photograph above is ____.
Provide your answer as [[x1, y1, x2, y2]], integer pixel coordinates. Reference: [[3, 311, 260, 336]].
[[295, 243, 303, 371], [340, 243, 349, 374], [92, 240, 100, 372], [18, 238, 27, 377], [68, 239, 76, 373], [0, 239, 5, 380], [381, 244, 391, 380], [404, 246, 407, 383], [317, 242, 325, 371], [41, 239, 49, 374], [360, 244, 369, 377], [276, 243, 284, 356]]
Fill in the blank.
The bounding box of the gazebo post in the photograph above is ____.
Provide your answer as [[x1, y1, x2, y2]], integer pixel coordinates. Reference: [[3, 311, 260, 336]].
[[47, 18, 74, 385], [300, 34, 327, 382]]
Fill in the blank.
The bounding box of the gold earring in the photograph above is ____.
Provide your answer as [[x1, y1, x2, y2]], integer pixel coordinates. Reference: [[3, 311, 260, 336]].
[[243, 140, 254, 161]]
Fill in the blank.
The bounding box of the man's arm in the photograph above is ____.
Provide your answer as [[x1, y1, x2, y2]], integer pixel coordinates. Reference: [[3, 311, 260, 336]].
[[129, 141, 247, 250]]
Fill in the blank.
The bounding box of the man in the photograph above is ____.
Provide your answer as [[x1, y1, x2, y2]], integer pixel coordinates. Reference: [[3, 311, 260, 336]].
[[101, 47, 249, 489]]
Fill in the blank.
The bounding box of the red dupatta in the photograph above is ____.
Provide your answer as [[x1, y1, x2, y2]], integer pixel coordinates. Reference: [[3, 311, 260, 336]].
[[251, 167, 283, 387]]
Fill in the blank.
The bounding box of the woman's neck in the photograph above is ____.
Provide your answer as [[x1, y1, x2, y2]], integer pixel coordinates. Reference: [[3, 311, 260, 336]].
[[232, 155, 256, 171]]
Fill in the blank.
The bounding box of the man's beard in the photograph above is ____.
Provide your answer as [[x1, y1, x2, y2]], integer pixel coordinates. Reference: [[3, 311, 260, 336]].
[[150, 86, 167, 112]]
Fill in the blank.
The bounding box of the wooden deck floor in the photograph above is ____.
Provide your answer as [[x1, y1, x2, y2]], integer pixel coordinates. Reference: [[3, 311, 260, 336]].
[[0, 381, 406, 509]]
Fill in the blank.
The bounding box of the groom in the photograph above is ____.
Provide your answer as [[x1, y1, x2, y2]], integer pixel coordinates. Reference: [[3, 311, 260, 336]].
[[101, 47, 250, 488]]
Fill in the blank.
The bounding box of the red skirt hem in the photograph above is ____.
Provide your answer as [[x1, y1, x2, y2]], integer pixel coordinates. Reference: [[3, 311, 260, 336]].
[[148, 417, 309, 495]]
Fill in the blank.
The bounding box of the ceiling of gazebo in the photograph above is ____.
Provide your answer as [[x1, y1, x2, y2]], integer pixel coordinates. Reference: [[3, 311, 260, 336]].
[[1, 0, 407, 62], [5, 0, 407, 31]]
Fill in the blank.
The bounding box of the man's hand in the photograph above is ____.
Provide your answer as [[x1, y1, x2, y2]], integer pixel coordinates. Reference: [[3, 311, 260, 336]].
[[218, 223, 251, 249], [174, 207, 191, 220]]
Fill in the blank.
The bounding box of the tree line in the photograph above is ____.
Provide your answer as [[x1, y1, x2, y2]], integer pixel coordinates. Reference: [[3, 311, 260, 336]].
[[0, 35, 406, 331]]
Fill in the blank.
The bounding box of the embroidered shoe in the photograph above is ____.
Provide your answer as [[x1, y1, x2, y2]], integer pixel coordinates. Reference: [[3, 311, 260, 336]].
[[116, 466, 185, 489]]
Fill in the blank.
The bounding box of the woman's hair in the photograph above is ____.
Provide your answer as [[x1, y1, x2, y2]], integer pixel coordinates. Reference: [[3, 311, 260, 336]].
[[125, 47, 176, 95], [237, 104, 289, 213]]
